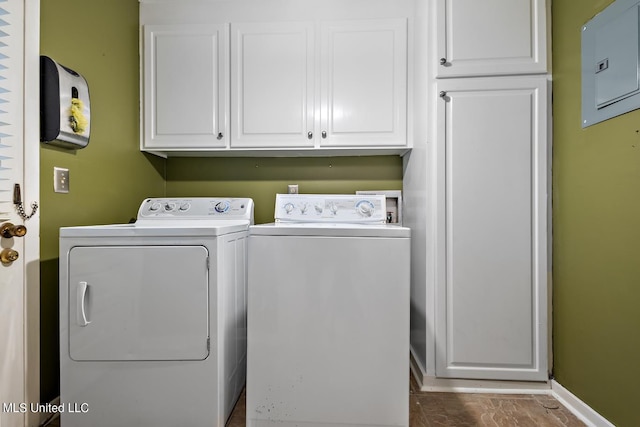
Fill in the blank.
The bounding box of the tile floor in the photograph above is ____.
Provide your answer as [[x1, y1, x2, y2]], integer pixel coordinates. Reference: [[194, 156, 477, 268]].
[[46, 377, 586, 427]]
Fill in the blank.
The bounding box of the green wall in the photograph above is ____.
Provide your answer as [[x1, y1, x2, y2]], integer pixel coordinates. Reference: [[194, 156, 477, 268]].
[[39, 0, 165, 403], [167, 156, 403, 224], [552, 1, 640, 426]]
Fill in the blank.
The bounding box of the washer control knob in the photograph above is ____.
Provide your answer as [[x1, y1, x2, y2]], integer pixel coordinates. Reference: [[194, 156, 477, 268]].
[[164, 202, 176, 212], [299, 203, 308, 214], [149, 202, 161, 212], [314, 204, 323, 214], [179, 202, 191, 211], [329, 202, 338, 215], [356, 200, 375, 217]]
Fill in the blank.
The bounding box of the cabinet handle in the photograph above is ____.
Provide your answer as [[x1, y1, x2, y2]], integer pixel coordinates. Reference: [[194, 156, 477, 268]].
[[307, 131, 313, 139], [322, 131, 327, 139], [440, 57, 447, 65], [439, 91, 447, 98], [217, 132, 223, 140]]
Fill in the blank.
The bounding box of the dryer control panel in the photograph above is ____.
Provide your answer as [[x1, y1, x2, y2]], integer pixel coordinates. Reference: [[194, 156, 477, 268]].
[[137, 198, 254, 222], [274, 194, 387, 223]]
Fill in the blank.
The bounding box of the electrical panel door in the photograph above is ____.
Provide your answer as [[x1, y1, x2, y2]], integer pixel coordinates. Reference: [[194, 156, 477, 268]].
[[582, 1, 640, 127]]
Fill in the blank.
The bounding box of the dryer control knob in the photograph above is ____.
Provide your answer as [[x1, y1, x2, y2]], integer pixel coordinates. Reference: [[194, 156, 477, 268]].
[[284, 203, 295, 214], [214, 201, 230, 213]]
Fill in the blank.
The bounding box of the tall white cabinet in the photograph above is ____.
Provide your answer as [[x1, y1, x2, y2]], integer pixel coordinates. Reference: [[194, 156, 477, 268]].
[[406, 0, 551, 385], [435, 77, 548, 381]]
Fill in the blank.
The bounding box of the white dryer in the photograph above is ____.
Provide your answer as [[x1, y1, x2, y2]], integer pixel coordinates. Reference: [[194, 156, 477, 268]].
[[247, 194, 410, 427], [59, 197, 253, 427]]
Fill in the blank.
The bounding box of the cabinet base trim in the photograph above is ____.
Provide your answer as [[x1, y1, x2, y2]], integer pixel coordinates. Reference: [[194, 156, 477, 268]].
[[410, 350, 550, 394], [141, 147, 412, 158]]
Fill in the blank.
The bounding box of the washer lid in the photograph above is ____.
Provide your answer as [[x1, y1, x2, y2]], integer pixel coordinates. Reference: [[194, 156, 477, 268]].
[[250, 222, 410, 238]]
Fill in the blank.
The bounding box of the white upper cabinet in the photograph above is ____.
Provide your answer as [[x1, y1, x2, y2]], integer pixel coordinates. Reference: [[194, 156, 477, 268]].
[[436, 0, 547, 77], [142, 24, 228, 150], [320, 19, 407, 147], [231, 19, 408, 150], [139, 0, 413, 156], [231, 22, 315, 148]]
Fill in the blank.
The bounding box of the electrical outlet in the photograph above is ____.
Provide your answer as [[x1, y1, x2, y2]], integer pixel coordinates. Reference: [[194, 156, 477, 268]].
[[54, 167, 69, 193], [288, 184, 299, 194]]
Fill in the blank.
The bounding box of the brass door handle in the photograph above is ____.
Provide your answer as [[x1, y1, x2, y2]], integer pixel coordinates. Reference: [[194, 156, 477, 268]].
[[1, 248, 19, 264], [1, 222, 27, 238]]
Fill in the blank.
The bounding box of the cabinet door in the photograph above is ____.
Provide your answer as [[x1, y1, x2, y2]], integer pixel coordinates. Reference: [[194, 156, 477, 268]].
[[436, 0, 547, 77], [143, 24, 228, 149], [231, 22, 314, 148], [435, 77, 548, 381], [320, 19, 407, 147]]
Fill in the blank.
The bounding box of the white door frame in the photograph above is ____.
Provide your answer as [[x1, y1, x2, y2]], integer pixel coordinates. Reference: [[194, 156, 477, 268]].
[[0, 1, 40, 427], [24, 0, 41, 426]]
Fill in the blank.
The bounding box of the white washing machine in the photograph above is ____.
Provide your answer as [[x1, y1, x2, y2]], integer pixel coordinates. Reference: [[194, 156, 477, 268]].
[[247, 194, 410, 427], [59, 197, 253, 427]]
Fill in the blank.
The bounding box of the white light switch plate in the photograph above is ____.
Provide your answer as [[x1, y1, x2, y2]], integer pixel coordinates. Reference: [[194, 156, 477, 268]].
[[54, 167, 69, 193]]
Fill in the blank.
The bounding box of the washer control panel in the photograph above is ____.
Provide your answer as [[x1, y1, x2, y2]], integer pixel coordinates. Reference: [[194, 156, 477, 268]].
[[137, 198, 254, 222], [274, 194, 387, 223]]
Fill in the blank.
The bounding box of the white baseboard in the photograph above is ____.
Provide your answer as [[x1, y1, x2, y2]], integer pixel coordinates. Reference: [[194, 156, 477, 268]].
[[551, 381, 615, 427]]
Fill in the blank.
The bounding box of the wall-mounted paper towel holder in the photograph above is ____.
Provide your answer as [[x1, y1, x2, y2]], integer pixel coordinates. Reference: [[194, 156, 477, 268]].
[[40, 56, 91, 149]]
